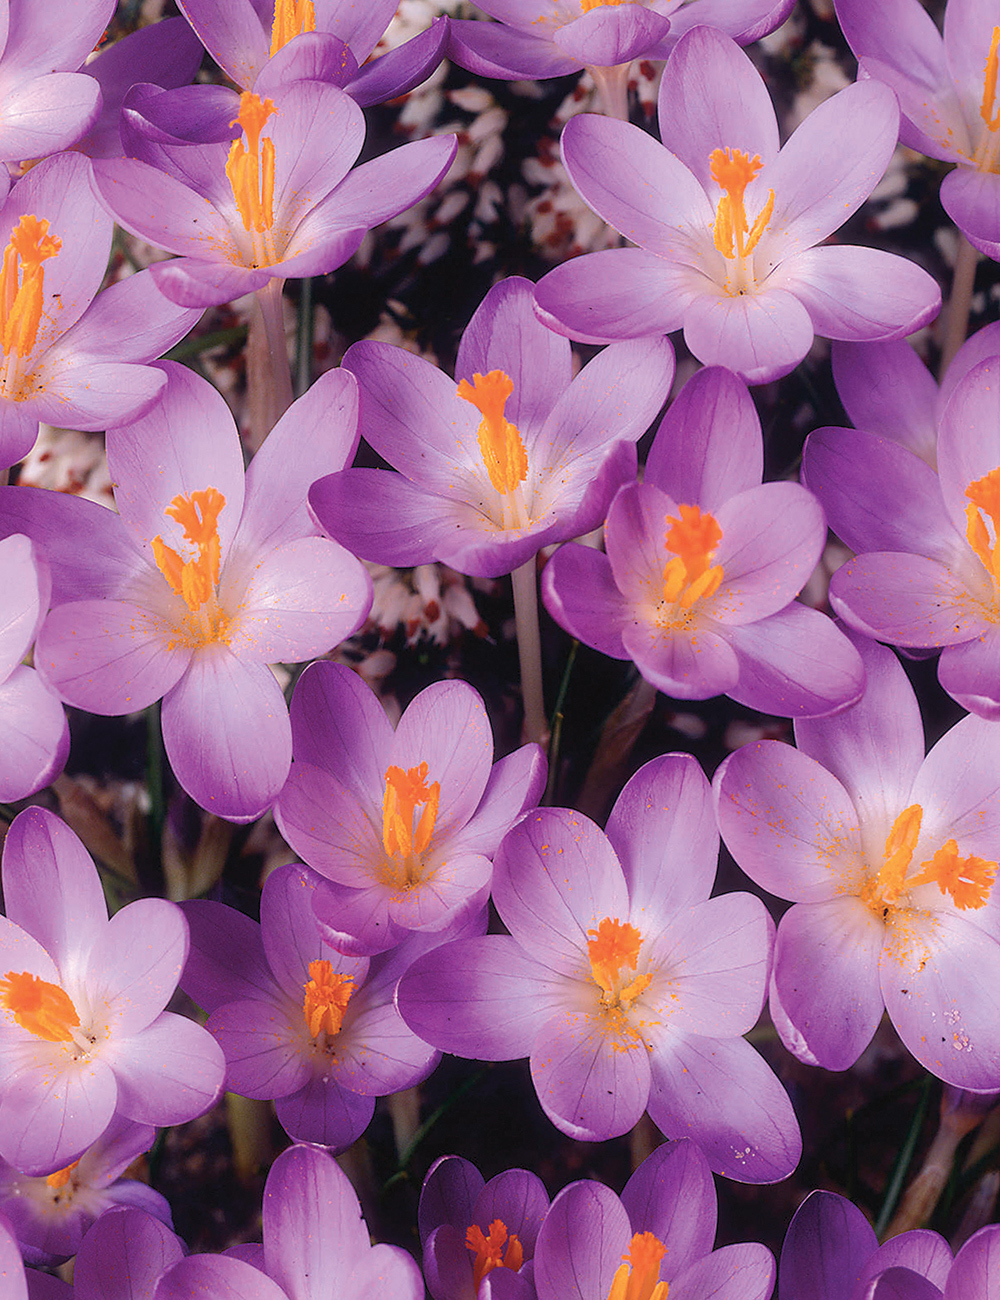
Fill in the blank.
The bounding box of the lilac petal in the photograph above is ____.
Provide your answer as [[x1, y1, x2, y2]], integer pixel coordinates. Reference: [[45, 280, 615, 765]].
[[255, 34, 359, 98], [73, 1206, 184, 1300], [620, 1140, 716, 1279], [348, 19, 450, 107], [476, 1168, 549, 1250], [260, 862, 368, 992], [24, 360, 167, 435], [831, 340, 939, 464], [863, 1232, 953, 1295], [0, 1055, 116, 1177], [149, 257, 270, 309], [419, 1155, 484, 1241], [0, 666, 69, 802], [175, 0, 269, 89], [180, 901, 276, 1013], [779, 1189, 877, 1300], [2, 806, 107, 982], [645, 365, 762, 506], [107, 1011, 224, 1125], [85, 899, 188, 1037], [939, 634, 1000, 719], [274, 1073, 375, 1148], [424, 1226, 478, 1300], [535, 1180, 630, 1300], [939, 320, 1000, 412], [541, 543, 630, 659], [1, 0, 113, 79], [770, 897, 884, 1070], [0, 72, 100, 162], [603, 481, 670, 604], [92, 157, 238, 262], [669, 1244, 775, 1300], [289, 659, 392, 790], [714, 740, 863, 901], [911, 712, 1000, 861], [622, 616, 740, 700], [682, 287, 814, 386], [554, 6, 671, 65], [0, 535, 45, 673], [336, 999, 439, 1096], [532, 1010, 650, 1141], [53, 269, 203, 366], [275, 762, 380, 889], [657, 26, 779, 191], [26, 1271, 72, 1299], [938, 356, 1000, 532], [775, 246, 941, 343], [534, 248, 693, 344], [206, 996, 310, 1100], [862, 1270, 944, 1300], [725, 603, 866, 719], [448, 743, 547, 859], [0, 1220, 27, 1300], [941, 159, 1000, 259], [385, 852, 493, 939], [161, 650, 292, 822], [606, 754, 718, 917], [829, 553, 983, 648], [447, 19, 580, 79], [945, 1225, 1000, 1300], [0, 401, 38, 470], [156, 1255, 288, 1300], [646, 1032, 801, 1182]]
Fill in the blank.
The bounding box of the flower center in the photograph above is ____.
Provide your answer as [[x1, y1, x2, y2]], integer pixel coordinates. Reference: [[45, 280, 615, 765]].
[[46, 1159, 81, 1192], [270, 0, 315, 57], [456, 370, 532, 530], [964, 467, 1000, 615], [0, 970, 80, 1042], [861, 803, 997, 916], [302, 959, 355, 1038], [607, 1233, 669, 1300], [466, 1220, 524, 1288], [226, 92, 278, 266], [658, 503, 723, 625], [709, 148, 774, 295], [588, 917, 652, 1011], [579, 0, 633, 11], [0, 213, 61, 397], [381, 761, 440, 886], [151, 488, 232, 649], [975, 25, 1000, 172]]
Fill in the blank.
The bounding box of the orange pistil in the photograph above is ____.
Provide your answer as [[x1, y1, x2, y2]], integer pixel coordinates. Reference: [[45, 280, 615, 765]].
[[302, 959, 355, 1038], [46, 1159, 81, 1191], [270, 0, 315, 57], [709, 148, 774, 294], [151, 489, 232, 648], [606, 1233, 669, 1300], [982, 26, 1000, 133], [579, 0, 631, 10], [588, 917, 652, 1011], [0, 214, 61, 390], [226, 92, 277, 263], [382, 762, 440, 881], [466, 1220, 524, 1288], [457, 370, 530, 499], [965, 467, 1000, 606], [660, 503, 724, 618], [860, 803, 997, 915], [0, 970, 80, 1042], [908, 840, 998, 911]]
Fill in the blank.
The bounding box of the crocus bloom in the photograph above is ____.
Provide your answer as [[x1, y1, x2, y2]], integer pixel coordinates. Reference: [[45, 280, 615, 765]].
[[779, 1190, 952, 1300], [1, 362, 371, 821], [154, 1143, 425, 1300], [398, 753, 801, 1182], [419, 1156, 549, 1300], [533, 26, 941, 385], [0, 1209, 71, 1300], [72, 1206, 185, 1300], [0, 152, 201, 470], [542, 365, 864, 716], [310, 276, 675, 579], [93, 75, 457, 309], [0, 1113, 171, 1267], [715, 632, 1000, 1086], [534, 1140, 775, 1300], [274, 660, 546, 955], [0, 806, 225, 1176], [181, 862, 446, 1150], [804, 354, 1000, 719], [836, 0, 1000, 259]]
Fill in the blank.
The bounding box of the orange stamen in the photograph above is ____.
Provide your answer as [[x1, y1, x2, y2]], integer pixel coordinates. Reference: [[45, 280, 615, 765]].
[[662, 504, 724, 611], [579, 0, 630, 9], [466, 1220, 524, 1288], [226, 92, 277, 239], [0, 970, 80, 1042], [982, 26, 1000, 132], [0, 213, 61, 362], [709, 148, 774, 261], [456, 371, 529, 496], [151, 488, 226, 614], [606, 1233, 669, 1300], [908, 840, 997, 910], [382, 762, 440, 861], [270, 0, 315, 57], [302, 959, 355, 1038], [46, 1159, 80, 1191], [965, 468, 1000, 590], [587, 917, 652, 1009]]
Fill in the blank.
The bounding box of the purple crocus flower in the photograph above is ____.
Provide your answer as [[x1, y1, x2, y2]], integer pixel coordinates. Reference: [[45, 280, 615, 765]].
[[0, 1209, 71, 1300], [181, 862, 448, 1150], [0, 151, 201, 471], [310, 276, 675, 579], [93, 75, 456, 309], [779, 1190, 952, 1300], [0, 1113, 171, 1267], [542, 365, 864, 717], [274, 661, 546, 956], [715, 632, 1000, 1087], [0, 362, 371, 821], [398, 753, 801, 1182], [154, 1142, 424, 1300], [534, 1140, 774, 1300], [73, 1206, 185, 1300], [419, 1156, 549, 1300], [944, 1225, 1000, 1300], [533, 25, 941, 385], [0, 806, 225, 1177], [804, 354, 1000, 719]]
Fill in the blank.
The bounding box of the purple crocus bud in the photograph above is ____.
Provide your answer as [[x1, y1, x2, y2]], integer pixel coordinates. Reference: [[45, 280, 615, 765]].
[[0, 806, 225, 1177], [398, 753, 801, 1182], [274, 661, 546, 955], [534, 1140, 774, 1300], [780, 1190, 952, 1300], [944, 1224, 1000, 1300], [73, 1206, 185, 1300], [715, 631, 1000, 1086], [419, 1156, 549, 1300], [311, 277, 675, 579], [0, 362, 372, 821], [534, 26, 941, 385], [543, 366, 864, 717], [0, 1208, 72, 1300], [181, 862, 451, 1150], [0, 1112, 170, 1267]]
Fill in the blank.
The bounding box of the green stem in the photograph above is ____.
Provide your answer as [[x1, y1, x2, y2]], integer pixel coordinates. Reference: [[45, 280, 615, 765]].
[[875, 1075, 934, 1239], [511, 558, 547, 745], [544, 639, 578, 804], [252, 277, 294, 438], [940, 232, 979, 377]]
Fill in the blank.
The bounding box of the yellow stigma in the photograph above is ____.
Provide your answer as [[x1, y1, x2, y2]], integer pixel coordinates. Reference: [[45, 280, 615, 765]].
[[0, 213, 61, 387], [965, 468, 1000, 612], [908, 840, 997, 911], [660, 504, 724, 619], [226, 92, 277, 263], [587, 918, 652, 1010], [270, 0, 315, 57], [46, 1159, 81, 1191], [466, 1220, 524, 1288], [302, 959, 355, 1038], [457, 371, 530, 497], [607, 1233, 669, 1300], [382, 761, 440, 873], [579, 0, 632, 10], [0, 970, 80, 1042], [861, 803, 996, 915]]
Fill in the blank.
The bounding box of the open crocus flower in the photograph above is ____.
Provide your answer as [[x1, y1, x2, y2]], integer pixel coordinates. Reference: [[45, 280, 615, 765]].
[[310, 276, 674, 579], [543, 365, 864, 716], [715, 632, 1000, 1086], [274, 660, 545, 955], [398, 753, 801, 1182], [534, 25, 940, 385], [0, 807, 225, 1177], [0, 362, 371, 821]]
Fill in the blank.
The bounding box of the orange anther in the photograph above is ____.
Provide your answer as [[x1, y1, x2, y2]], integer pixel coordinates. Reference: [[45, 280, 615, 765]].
[[981, 26, 1000, 131], [270, 0, 316, 57], [0, 970, 80, 1042], [466, 1220, 524, 1288], [457, 370, 529, 495], [382, 762, 440, 860], [661, 504, 724, 611], [302, 959, 355, 1038], [709, 148, 774, 260], [226, 93, 277, 237], [0, 213, 61, 360], [908, 839, 997, 910], [607, 1233, 670, 1300], [46, 1159, 80, 1191], [588, 918, 651, 1009], [152, 488, 226, 615]]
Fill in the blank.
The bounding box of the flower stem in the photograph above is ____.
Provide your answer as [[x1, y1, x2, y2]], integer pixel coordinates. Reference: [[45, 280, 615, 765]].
[[588, 63, 632, 121], [250, 277, 294, 442], [940, 232, 979, 377], [511, 558, 548, 746], [295, 276, 314, 397]]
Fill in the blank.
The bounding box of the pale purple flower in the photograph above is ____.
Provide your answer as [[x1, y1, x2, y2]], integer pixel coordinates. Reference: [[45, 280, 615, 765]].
[[0, 362, 371, 821], [534, 25, 940, 385], [944, 1225, 1000, 1300], [0, 806, 225, 1177], [0, 1208, 71, 1300], [274, 661, 546, 956], [311, 276, 675, 579], [542, 365, 864, 717], [73, 1206, 185, 1300], [715, 632, 1000, 1087], [398, 753, 801, 1182]]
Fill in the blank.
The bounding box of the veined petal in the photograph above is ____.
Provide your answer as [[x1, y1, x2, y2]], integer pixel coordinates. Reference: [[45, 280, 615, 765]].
[[157, 1255, 288, 1300], [621, 618, 740, 701], [0, 72, 100, 165], [829, 552, 985, 647], [535, 1181, 629, 1300], [72, 1208, 184, 1300], [0, 1055, 116, 1178], [938, 634, 1000, 720], [553, 5, 671, 66], [21, 359, 168, 434], [447, 18, 582, 79], [205, 996, 311, 1100], [535, 248, 694, 344], [0, 665, 69, 801], [274, 1073, 375, 1149], [288, 659, 393, 795], [175, 0, 270, 89], [84, 898, 188, 1038], [541, 542, 630, 660], [938, 357, 1000, 535], [180, 900, 277, 1013], [620, 1140, 716, 1280], [779, 1188, 877, 1300], [831, 339, 939, 465], [682, 287, 814, 386], [105, 1011, 224, 1125], [667, 1245, 775, 1300]]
